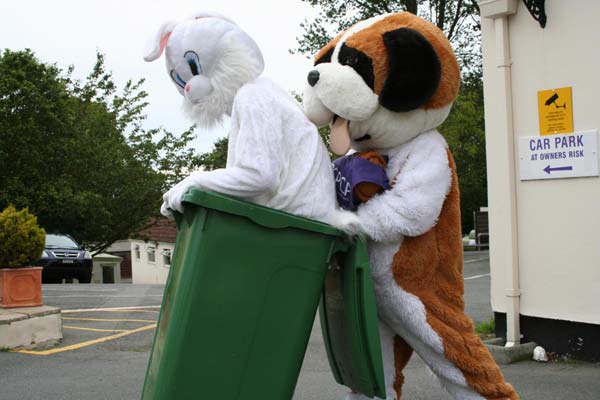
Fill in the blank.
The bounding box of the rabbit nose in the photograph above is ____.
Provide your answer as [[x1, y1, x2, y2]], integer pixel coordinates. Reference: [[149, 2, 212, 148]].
[[307, 70, 320, 87], [185, 83, 191, 92]]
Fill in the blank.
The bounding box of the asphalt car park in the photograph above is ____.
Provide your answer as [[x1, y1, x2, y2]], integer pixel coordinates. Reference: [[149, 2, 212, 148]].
[[0, 253, 503, 400], [1, 253, 599, 400], [0, 285, 163, 400], [17, 307, 159, 357]]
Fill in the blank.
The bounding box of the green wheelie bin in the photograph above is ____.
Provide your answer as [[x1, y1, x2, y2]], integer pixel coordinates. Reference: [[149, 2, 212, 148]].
[[142, 188, 385, 399]]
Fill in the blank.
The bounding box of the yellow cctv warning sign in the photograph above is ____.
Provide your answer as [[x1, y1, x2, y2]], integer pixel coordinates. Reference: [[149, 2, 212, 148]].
[[538, 87, 573, 135]]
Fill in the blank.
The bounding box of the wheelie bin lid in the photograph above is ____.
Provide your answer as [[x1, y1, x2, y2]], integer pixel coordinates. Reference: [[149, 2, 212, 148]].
[[182, 188, 342, 236], [319, 237, 387, 399]]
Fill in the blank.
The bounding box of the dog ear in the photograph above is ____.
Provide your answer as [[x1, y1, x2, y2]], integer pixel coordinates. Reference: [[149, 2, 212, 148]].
[[314, 47, 334, 66], [144, 21, 177, 62], [379, 27, 441, 112]]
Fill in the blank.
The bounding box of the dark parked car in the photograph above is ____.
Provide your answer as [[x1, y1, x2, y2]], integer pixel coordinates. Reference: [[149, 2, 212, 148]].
[[37, 234, 93, 283]]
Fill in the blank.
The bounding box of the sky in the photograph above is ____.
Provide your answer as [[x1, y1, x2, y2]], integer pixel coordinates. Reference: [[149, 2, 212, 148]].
[[0, 0, 319, 153]]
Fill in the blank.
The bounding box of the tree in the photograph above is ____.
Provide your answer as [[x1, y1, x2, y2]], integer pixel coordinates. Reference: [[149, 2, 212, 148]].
[[197, 137, 228, 171], [438, 72, 486, 232], [293, 0, 481, 74], [0, 49, 202, 252], [294, 0, 487, 232]]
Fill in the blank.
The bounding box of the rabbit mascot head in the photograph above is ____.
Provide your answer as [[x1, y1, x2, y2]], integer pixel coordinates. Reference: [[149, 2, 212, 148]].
[[144, 12, 264, 127]]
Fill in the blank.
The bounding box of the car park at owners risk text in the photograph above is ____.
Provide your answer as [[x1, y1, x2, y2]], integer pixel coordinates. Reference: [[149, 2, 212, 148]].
[[518, 130, 599, 180]]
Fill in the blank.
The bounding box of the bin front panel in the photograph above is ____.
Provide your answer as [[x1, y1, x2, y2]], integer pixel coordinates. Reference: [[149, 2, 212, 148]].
[[143, 204, 339, 400]]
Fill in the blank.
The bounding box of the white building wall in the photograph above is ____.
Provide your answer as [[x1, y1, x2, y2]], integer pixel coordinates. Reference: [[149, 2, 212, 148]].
[[130, 240, 174, 285], [482, 1, 600, 324], [106, 240, 131, 253]]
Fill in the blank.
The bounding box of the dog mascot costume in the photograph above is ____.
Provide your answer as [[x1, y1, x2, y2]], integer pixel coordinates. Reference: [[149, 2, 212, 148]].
[[144, 12, 359, 233], [303, 12, 519, 400]]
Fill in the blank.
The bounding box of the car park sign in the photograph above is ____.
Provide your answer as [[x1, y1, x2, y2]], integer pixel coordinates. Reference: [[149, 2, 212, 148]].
[[518, 130, 599, 181]]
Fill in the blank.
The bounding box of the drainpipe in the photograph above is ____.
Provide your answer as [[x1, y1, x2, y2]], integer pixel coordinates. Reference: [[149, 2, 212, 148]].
[[477, 0, 521, 347]]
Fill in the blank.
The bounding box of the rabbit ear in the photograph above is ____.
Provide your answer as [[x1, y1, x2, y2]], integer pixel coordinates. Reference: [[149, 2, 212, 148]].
[[191, 11, 237, 25], [144, 21, 177, 62]]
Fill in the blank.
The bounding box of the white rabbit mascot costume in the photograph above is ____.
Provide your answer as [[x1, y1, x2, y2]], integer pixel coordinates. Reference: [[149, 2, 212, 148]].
[[144, 12, 358, 232]]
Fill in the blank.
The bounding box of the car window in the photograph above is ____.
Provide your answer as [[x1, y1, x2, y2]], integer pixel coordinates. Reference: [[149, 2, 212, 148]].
[[45, 234, 79, 249]]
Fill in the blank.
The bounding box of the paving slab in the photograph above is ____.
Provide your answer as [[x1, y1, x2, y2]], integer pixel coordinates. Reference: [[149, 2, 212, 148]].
[[0, 308, 28, 324], [0, 305, 62, 349], [6, 305, 61, 318]]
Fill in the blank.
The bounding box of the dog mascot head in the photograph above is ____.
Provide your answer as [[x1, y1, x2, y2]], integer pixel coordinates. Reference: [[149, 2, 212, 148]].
[[144, 12, 265, 127], [303, 12, 460, 155]]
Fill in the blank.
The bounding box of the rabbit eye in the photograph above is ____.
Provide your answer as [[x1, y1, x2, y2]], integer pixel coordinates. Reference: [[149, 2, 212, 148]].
[[170, 70, 186, 89], [184, 51, 202, 76]]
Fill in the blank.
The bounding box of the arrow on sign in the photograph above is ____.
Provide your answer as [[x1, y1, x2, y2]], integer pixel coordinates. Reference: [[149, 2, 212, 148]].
[[544, 165, 573, 174]]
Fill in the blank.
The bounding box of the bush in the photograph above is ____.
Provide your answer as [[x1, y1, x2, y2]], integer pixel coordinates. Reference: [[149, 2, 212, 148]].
[[0, 205, 46, 268]]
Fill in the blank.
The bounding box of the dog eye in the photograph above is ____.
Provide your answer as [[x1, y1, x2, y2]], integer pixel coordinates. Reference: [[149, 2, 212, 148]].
[[338, 44, 374, 90], [170, 70, 186, 89], [184, 51, 202, 76]]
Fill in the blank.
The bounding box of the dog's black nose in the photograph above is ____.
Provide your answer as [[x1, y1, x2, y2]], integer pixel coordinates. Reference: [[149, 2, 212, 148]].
[[307, 70, 320, 87]]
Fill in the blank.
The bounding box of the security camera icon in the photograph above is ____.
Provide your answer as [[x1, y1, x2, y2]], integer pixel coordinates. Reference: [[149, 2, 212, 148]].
[[544, 93, 566, 109]]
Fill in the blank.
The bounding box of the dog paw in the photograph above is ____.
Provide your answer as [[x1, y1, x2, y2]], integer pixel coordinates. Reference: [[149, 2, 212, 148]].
[[330, 210, 364, 236]]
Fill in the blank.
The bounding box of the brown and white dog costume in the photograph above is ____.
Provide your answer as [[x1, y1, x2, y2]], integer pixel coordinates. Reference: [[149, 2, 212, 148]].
[[303, 12, 519, 400]]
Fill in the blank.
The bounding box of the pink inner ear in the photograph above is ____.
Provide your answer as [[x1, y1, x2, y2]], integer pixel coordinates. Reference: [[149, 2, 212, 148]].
[[159, 32, 172, 55]]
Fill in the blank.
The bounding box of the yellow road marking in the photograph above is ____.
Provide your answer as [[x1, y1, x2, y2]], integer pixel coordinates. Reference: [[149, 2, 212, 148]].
[[15, 324, 157, 356], [63, 325, 127, 333], [62, 317, 157, 323], [64, 309, 159, 314], [61, 305, 161, 313]]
